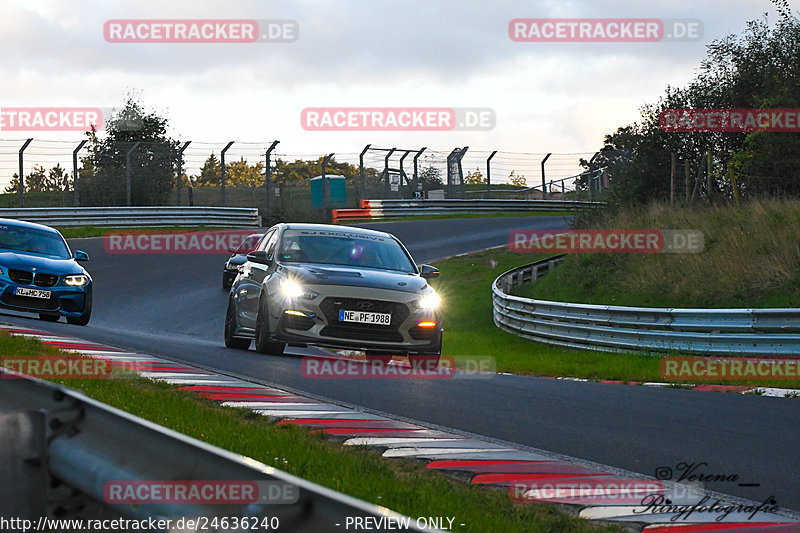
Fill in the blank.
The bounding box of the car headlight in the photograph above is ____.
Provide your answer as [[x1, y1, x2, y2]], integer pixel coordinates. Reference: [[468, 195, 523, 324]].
[[415, 290, 441, 310], [64, 274, 89, 286], [279, 279, 318, 300]]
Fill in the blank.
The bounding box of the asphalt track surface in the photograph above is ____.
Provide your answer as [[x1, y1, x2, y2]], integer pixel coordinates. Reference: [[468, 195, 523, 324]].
[[2, 215, 799, 511]]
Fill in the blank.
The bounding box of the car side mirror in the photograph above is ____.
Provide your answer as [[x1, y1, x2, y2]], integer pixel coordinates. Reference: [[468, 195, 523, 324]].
[[419, 264, 439, 279], [74, 250, 89, 262], [247, 250, 272, 265]]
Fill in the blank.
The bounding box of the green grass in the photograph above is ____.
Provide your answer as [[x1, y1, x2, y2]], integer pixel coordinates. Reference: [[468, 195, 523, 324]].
[[342, 212, 573, 223], [57, 225, 235, 239], [529, 199, 800, 308], [0, 331, 618, 533], [432, 248, 800, 388]]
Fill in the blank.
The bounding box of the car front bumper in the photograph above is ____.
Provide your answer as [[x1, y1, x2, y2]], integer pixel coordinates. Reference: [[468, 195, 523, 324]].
[[269, 285, 442, 354], [0, 281, 91, 317]]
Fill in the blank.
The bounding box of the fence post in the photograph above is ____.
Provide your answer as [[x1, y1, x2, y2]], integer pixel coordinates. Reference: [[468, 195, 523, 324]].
[[321, 152, 335, 222], [72, 140, 87, 207], [670, 152, 676, 207], [684, 159, 690, 204], [383, 148, 396, 196], [413, 147, 426, 197], [706, 150, 712, 203], [18, 139, 33, 208], [540, 153, 552, 200], [359, 144, 371, 200], [220, 141, 235, 207], [177, 141, 191, 206], [398, 150, 411, 198], [125, 142, 141, 206], [486, 150, 497, 196], [265, 140, 279, 219]]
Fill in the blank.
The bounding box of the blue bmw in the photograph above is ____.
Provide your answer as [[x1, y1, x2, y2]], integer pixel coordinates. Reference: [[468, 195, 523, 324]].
[[0, 218, 92, 325]]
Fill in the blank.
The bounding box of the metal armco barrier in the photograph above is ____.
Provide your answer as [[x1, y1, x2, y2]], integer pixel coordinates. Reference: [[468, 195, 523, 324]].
[[0, 369, 425, 530], [493, 255, 800, 355], [0, 206, 261, 227], [332, 199, 601, 221]]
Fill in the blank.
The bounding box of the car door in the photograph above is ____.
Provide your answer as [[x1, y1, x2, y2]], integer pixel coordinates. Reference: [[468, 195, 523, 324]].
[[239, 228, 279, 328]]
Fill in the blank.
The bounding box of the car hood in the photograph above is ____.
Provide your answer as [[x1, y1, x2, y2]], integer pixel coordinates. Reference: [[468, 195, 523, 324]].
[[0, 251, 84, 275], [279, 263, 428, 293], [227, 253, 248, 265]]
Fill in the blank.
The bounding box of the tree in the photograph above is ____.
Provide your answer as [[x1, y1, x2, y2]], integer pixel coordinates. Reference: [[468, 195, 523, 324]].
[[417, 165, 443, 191], [194, 153, 221, 187], [226, 157, 265, 187], [4, 164, 71, 194], [508, 170, 526, 187], [78, 95, 180, 205], [465, 166, 486, 185]]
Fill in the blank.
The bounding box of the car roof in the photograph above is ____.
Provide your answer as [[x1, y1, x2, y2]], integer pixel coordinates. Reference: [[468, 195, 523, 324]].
[[280, 223, 396, 240], [0, 217, 61, 234]]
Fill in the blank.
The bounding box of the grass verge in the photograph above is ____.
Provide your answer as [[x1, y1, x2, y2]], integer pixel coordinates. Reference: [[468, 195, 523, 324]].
[[432, 247, 800, 389], [0, 331, 618, 533]]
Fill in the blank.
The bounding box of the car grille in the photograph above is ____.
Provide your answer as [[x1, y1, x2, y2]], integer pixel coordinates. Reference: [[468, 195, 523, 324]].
[[8, 269, 33, 285], [34, 273, 59, 287], [0, 290, 58, 310], [319, 297, 409, 343], [7, 269, 59, 287]]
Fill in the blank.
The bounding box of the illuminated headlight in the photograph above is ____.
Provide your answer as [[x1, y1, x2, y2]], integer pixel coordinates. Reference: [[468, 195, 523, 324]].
[[64, 274, 89, 286], [280, 279, 318, 300], [415, 291, 441, 310]]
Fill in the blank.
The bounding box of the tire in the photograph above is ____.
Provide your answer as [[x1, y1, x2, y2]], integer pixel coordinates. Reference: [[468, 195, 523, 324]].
[[254, 294, 285, 355], [224, 297, 251, 350], [409, 354, 441, 371], [39, 313, 60, 322], [66, 293, 92, 326], [365, 351, 393, 365]]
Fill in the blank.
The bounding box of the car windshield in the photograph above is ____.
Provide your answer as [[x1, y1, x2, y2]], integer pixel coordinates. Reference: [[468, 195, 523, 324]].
[[278, 229, 416, 273], [0, 224, 71, 259], [235, 234, 262, 254]]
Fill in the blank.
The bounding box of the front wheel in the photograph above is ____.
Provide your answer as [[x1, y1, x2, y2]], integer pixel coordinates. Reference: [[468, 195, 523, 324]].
[[254, 295, 285, 355], [224, 298, 251, 350]]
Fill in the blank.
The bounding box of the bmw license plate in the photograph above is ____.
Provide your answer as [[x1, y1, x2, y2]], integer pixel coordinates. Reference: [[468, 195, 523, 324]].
[[339, 309, 391, 325], [14, 287, 51, 299]]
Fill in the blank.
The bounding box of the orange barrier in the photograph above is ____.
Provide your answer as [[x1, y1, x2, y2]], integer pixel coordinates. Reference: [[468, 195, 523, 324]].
[[331, 208, 372, 222]]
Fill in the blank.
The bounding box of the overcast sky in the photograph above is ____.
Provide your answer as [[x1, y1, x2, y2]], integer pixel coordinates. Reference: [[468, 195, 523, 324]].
[[0, 0, 787, 186]]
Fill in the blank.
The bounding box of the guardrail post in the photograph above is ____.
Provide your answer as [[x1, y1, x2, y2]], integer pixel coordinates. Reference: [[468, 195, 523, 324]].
[[384, 148, 396, 196], [359, 144, 370, 200], [177, 141, 191, 206], [413, 147, 426, 198], [540, 153, 552, 200], [486, 150, 497, 196], [321, 152, 335, 222], [588, 152, 600, 200], [125, 142, 141, 206], [72, 140, 87, 207], [265, 140, 279, 219], [220, 141, 234, 207], [18, 138, 33, 208]]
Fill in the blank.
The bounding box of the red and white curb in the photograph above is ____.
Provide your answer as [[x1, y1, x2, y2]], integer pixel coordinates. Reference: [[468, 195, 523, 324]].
[[3, 324, 800, 532], [546, 377, 800, 399]]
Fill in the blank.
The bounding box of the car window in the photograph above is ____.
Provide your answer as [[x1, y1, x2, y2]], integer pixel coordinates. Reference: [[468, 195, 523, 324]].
[[263, 231, 280, 260], [257, 229, 276, 252], [278, 229, 416, 273], [0, 225, 71, 259], [235, 234, 262, 254]]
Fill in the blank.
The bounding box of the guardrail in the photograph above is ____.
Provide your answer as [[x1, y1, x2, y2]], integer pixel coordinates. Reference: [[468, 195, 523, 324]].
[[0, 368, 425, 530], [0, 206, 261, 227], [333, 199, 601, 222], [493, 255, 800, 355]]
